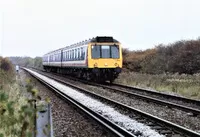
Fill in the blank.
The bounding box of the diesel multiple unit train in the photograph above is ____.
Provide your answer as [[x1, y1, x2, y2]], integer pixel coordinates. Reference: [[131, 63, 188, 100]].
[[42, 36, 123, 82]]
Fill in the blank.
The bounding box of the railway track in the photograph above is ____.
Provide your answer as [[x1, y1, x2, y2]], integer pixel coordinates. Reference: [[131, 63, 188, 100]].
[[90, 82, 200, 116], [109, 83, 200, 110], [23, 68, 135, 137], [26, 68, 200, 137], [35, 68, 200, 116]]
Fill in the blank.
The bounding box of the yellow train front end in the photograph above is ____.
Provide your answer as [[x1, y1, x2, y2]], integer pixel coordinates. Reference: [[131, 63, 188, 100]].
[[87, 38, 122, 82]]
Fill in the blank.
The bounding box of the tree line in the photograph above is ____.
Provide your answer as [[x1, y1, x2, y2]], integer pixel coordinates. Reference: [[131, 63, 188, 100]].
[[9, 56, 43, 69], [123, 38, 200, 74]]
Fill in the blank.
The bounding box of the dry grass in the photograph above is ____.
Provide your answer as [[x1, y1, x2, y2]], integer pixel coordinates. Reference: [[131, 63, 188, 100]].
[[115, 72, 200, 99]]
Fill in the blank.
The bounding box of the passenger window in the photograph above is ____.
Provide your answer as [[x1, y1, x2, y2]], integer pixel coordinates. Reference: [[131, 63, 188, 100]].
[[81, 47, 83, 60], [75, 49, 77, 60], [72, 50, 74, 60], [66, 51, 68, 61]]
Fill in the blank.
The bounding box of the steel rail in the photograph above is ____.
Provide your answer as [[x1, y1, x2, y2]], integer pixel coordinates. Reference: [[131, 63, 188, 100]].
[[23, 68, 135, 137], [111, 83, 200, 106], [31, 68, 200, 116], [30, 69, 200, 137], [90, 83, 200, 116]]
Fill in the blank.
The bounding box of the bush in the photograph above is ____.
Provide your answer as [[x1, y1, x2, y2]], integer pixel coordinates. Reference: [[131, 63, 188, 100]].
[[0, 57, 13, 73], [0, 57, 41, 137], [123, 38, 200, 74]]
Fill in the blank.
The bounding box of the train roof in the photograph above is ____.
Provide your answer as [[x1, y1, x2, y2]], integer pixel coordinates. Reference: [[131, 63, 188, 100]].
[[44, 36, 120, 56], [90, 36, 119, 43]]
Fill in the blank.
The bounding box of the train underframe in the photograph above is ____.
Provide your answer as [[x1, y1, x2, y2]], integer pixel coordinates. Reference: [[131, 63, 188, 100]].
[[43, 66, 121, 83]]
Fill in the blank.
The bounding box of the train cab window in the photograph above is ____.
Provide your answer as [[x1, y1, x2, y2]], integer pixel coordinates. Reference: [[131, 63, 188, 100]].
[[91, 45, 119, 59], [101, 46, 110, 58], [92, 46, 101, 58]]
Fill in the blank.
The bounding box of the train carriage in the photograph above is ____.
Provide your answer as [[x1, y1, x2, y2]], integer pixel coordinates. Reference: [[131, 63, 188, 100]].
[[43, 36, 122, 82]]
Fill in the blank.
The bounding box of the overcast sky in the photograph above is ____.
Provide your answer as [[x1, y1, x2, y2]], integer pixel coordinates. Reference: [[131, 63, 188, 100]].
[[0, 0, 200, 57]]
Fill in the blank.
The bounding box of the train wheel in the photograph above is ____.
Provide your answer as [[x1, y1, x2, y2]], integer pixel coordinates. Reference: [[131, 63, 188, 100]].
[[109, 78, 114, 84], [86, 72, 91, 81], [108, 71, 114, 84]]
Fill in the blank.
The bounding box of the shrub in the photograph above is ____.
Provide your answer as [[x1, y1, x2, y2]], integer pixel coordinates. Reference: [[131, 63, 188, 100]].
[[122, 38, 200, 74]]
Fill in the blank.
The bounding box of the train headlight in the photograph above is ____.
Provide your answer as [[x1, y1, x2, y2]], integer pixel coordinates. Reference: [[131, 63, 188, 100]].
[[94, 63, 98, 67], [115, 63, 119, 67]]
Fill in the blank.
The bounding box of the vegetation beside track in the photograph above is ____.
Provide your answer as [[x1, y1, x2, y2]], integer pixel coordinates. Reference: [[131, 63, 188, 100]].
[[118, 38, 200, 99], [116, 72, 200, 99], [123, 38, 200, 74], [0, 57, 43, 137]]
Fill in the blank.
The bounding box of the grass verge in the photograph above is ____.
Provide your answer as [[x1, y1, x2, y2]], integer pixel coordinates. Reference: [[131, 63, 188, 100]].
[[115, 72, 200, 99]]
